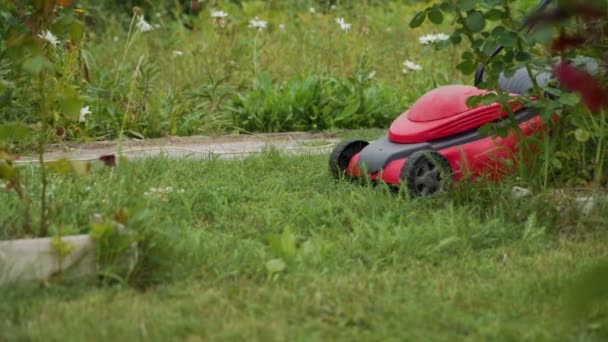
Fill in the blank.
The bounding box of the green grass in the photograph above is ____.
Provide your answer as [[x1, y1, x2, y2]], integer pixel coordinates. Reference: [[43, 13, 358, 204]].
[[1, 150, 607, 340]]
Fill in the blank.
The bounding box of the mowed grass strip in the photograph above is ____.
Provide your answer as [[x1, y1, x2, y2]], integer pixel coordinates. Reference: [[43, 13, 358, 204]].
[[1, 151, 607, 340]]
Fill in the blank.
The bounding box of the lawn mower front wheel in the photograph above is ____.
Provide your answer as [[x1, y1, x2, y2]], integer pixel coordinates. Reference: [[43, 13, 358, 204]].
[[400, 150, 452, 197], [329, 139, 369, 178]]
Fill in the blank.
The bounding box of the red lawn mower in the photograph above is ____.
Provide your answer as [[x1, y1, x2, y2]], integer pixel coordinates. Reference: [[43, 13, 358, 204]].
[[329, 0, 559, 196]]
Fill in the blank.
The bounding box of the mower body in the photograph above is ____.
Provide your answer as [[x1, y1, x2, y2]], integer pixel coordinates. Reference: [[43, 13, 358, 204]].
[[329, 85, 544, 195]]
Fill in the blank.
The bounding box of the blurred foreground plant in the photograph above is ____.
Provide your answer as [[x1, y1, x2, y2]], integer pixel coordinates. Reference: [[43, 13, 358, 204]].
[[411, 0, 607, 188]]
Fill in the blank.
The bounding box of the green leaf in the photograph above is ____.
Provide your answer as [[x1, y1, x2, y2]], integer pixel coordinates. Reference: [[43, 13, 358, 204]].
[[478, 123, 495, 136], [0, 161, 16, 181], [428, 10, 443, 24], [22, 55, 53, 75], [465, 11, 486, 32], [574, 129, 590, 143], [515, 51, 532, 62], [497, 31, 518, 48], [69, 20, 85, 44], [59, 96, 83, 122], [0, 123, 31, 141], [450, 34, 462, 44], [485, 9, 505, 21], [459, 0, 478, 12], [461, 51, 474, 60], [482, 40, 499, 56], [409, 11, 426, 28], [89, 222, 115, 240], [439, 3, 455, 12], [551, 158, 563, 169], [51, 236, 75, 258], [457, 60, 477, 75], [532, 26, 554, 44], [559, 93, 580, 106], [280, 228, 297, 259], [265, 258, 286, 274]]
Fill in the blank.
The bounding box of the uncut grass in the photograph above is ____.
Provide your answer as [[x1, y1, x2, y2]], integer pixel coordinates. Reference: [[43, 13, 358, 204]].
[[1, 152, 607, 340]]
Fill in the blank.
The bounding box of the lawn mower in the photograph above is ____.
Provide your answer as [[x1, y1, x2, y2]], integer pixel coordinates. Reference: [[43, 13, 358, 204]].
[[329, 0, 558, 196]]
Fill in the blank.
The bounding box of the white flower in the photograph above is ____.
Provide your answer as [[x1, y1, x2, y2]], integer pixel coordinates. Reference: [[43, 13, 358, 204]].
[[248, 17, 267, 31], [172, 50, 183, 58], [154, 24, 161, 29], [419, 33, 450, 45], [367, 70, 376, 79], [37, 30, 60, 48], [335, 17, 351, 32], [330, 5, 337, 10], [279, 24, 285, 30], [309, 7, 316, 13], [79, 106, 91, 123], [144, 186, 184, 197], [403, 60, 422, 71], [211, 10, 228, 18], [136, 15, 154, 32]]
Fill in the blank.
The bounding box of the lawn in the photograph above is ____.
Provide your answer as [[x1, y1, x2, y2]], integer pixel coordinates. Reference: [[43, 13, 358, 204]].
[[1, 0, 608, 340], [1, 150, 607, 340]]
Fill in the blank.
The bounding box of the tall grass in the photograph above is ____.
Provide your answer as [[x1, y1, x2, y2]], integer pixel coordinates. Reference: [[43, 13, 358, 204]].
[[1, 2, 465, 141]]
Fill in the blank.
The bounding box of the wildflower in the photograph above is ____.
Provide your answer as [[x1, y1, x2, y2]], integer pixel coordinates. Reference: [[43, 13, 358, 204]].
[[309, 7, 316, 14], [144, 186, 185, 197], [403, 60, 422, 72], [136, 15, 154, 32], [331, 5, 337, 10], [37, 30, 60, 48], [172, 50, 183, 58], [419, 33, 450, 45], [154, 24, 161, 29], [279, 24, 286, 30], [248, 17, 268, 31], [79, 106, 91, 123], [211, 10, 228, 18], [367, 70, 376, 79], [335, 17, 351, 32]]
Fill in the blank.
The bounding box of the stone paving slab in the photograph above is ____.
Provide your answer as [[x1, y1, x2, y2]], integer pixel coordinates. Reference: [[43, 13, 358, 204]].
[[15, 132, 341, 165]]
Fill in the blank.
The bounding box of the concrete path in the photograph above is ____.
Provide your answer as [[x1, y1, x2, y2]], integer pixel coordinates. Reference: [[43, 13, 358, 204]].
[[15, 132, 341, 165]]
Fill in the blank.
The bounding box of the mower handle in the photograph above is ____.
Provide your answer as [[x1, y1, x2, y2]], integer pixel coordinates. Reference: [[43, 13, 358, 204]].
[[474, 0, 553, 86]]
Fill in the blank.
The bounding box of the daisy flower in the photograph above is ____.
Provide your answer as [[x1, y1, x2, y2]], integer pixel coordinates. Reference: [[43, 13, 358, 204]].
[[37, 30, 60, 48], [248, 17, 268, 31], [79, 106, 91, 123], [419, 33, 450, 45], [211, 10, 228, 18], [335, 17, 352, 32], [136, 15, 154, 32], [403, 60, 422, 72]]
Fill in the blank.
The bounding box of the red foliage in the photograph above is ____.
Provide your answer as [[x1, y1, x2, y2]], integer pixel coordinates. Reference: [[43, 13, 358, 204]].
[[99, 154, 116, 167], [555, 63, 607, 112]]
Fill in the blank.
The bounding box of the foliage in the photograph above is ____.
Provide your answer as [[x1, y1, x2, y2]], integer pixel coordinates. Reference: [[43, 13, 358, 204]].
[[225, 68, 406, 132]]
